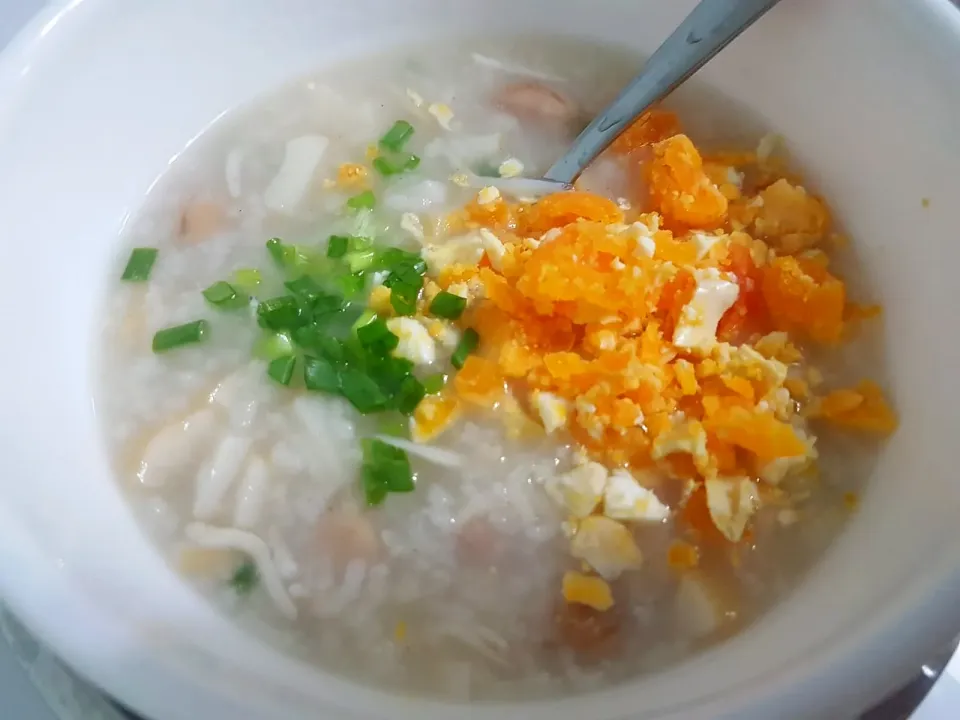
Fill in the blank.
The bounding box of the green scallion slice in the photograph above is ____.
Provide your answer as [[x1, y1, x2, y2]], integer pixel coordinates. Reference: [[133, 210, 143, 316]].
[[351, 309, 378, 333], [338, 273, 366, 298], [423, 373, 446, 395], [429, 291, 467, 320], [339, 368, 389, 414], [284, 274, 321, 296], [347, 250, 376, 274], [232, 268, 262, 294], [229, 560, 259, 595], [255, 331, 295, 361], [120, 247, 159, 282], [348, 236, 374, 252], [363, 439, 415, 493], [389, 284, 419, 316], [379, 120, 415, 152], [362, 465, 390, 506], [202, 281, 242, 308], [327, 235, 349, 258], [451, 327, 480, 369], [360, 439, 415, 506], [356, 318, 399, 356], [303, 355, 341, 393], [347, 190, 376, 211], [373, 153, 421, 177], [267, 355, 297, 386], [256, 295, 302, 331], [378, 414, 409, 438], [266, 237, 291, 265], [395, 375, 426, 415], [152, 320, 209, 353]]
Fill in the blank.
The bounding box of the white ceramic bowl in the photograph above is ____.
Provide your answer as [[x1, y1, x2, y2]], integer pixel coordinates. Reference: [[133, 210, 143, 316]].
[[1, 1, 959, 718]]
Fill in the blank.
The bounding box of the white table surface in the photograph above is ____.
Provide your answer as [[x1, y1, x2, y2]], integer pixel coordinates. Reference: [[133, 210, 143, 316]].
[[0, 2, 958, 718]]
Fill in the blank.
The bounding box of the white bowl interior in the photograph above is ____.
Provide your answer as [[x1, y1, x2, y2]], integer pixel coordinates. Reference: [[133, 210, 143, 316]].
[[0, 1, 959, 718]]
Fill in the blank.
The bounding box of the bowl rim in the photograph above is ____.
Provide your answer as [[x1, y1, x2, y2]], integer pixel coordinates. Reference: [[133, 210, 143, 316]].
[[2, 1, 960, 719]]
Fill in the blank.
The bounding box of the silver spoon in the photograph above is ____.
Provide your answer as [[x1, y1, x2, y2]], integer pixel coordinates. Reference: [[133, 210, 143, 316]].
[[496, 0, 784, 196]]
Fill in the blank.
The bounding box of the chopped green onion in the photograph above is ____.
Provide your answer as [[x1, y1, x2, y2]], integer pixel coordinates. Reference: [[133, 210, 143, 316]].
[[327, 235, 349, 258], [375, 247, 428, 276], [370, 356, 415, 393], [255, 331, 295, 361], [232, 268, 262, 294], [348, 236, 374, 252], [379, 120, 415, 152], [362, 465, 390, 506], [390, 284, 419, 316], [202, 281, 245, 309], [256, 295, 302, 331], [266, 238, 310, 271], [352, 309, 378, 333], [311, 292, 346, 318], [395, 375, 426, 415], [378, 414, 409, 438], [361, 438, 415, 505], [316, 335, 347, 364], [347, 190, 376, 211], [347, 250, 376, 274], [284, 275, 324, 302], [267, 355, 297, 386], [303, 355, 341, 393], [356, 318, 399, 356], [152, 320, 209, 353], [373, 153, 421, 177], [364, 439, 415, 491], [229, 560, 259, 595], [121, 247, 159, 282], [423, 373, 446, 395], [451, 327, 480, 369], [266, 237, 290, 265], [338, 273, 366, 298], [429, 291, 467, 320], [339, 368, 389, 413]]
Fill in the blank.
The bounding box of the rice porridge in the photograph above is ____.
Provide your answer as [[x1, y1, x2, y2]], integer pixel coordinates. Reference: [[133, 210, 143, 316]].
[[96, 37, 897, 700]]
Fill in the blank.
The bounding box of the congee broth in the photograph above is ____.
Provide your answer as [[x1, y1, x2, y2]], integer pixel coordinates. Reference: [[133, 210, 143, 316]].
[[97, 37, 897, 700]]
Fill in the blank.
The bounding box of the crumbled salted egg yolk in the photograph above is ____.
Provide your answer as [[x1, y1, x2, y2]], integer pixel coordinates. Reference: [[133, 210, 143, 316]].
[[692, 231, 726, 260], [562, 571, 614, 611], [423, 232, 486, 273], [386, 317, 436, 365], [533, 390, 569, 433], [570, 515, 643, 580], [704, 476, 759, 542], [652, 417, 709, 466], [428, 102, 455, 130], [477, 186, 501, 206], [672, 268, 740, 351], [423, 318, 460, 350], [410, 395, 461, 443], [498, 157, 524, 178], [603, 470, 670, 522], [545, 461, 607, 518], [758, 429, 817, 485]]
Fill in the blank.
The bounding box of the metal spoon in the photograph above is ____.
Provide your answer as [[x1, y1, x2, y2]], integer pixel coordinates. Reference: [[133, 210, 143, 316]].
[[498, 0, 784, 196]]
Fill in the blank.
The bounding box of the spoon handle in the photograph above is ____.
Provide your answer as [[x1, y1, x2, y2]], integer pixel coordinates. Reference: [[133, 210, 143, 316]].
[[543, 0, 783, 185]]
